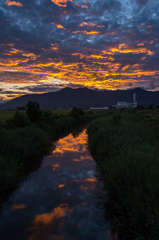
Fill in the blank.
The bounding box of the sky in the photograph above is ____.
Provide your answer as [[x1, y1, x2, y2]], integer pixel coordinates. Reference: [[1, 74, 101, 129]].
[[0, 0, 159, 102]]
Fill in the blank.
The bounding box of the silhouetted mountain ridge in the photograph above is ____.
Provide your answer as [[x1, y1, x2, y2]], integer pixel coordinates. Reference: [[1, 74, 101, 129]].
[[0, 87, 159, 109]]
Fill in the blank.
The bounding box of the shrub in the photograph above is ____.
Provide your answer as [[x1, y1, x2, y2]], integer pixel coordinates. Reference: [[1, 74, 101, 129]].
[[88, 110, 93, 114], [5, 111, 30, 129], [110, 113, 122, 125], [128, 108, 136, 114], [40, 109, 55, 125], [0, 125, 51, 162], [70, 107, 84, 119]]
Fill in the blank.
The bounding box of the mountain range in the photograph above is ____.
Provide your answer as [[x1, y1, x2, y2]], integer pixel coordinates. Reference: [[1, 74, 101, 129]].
[[0, 87, 159, 109]]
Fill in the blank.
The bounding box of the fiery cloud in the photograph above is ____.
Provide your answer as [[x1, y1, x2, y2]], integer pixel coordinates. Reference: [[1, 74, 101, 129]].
[[79, 22, 104, 28], [51, 23, 66, 30], [4, 0, 23, 7], [1, 0, 159, 100], [51, 0, 72, 7]]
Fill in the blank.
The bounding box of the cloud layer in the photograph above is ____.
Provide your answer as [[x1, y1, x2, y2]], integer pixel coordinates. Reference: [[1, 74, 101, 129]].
[[0, 0, 159, 99]]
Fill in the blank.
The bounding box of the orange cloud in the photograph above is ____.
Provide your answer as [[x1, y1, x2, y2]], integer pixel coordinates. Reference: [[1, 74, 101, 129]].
[[109, 46, 154, 55], [80, 177, 97, 192], [31, 204, 69, 224], [27, 204, 73, 240], [58, 184, 66, 188], [122, 65, 130, 71], [22, 53, 38, 60], [76, 3, 89, 10], [11, 204, 27, 211], [4, 0, 23, 7], [52, 163, 60, 171], [0, 43, 15, 47], [52, 130, 88, 155], [118, 43, 126, 49], [141, 56, 146, 60], [79, 22, 104, 28], [136, 25, 152, 29], [72, 30, 100, 35], [0, 40, 158, 99], [1, 46, 39, 61], [50, 43, 59, 51], [51, 0, 72, 7], [56, 24, 65, 29], [137, 43, 144, 46], [83, 177, 97, 183], [72, 30, 114, 36], [51, 23, 66, 29]]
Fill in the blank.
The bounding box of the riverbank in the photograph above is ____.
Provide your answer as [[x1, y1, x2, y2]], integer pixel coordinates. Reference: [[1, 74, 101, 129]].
[[87, 109, 159, 240], [0, 109, 109, 209]]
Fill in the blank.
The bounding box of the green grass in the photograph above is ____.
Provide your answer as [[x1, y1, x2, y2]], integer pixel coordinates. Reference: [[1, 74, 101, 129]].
[[0, 109, 110, 123], [0, 110, 17, 123], [87, 110, 159, 240], [0, 110, 69, 123]]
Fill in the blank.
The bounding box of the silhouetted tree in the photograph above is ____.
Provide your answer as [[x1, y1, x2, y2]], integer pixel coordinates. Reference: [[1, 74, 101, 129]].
[[70, 107, 84, 119], [26, 101, 42, 122], [41, 109, 55, 125], [149, 104, 153, 109]]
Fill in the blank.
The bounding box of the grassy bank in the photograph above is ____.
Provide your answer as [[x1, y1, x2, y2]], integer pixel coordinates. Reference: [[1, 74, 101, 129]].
[[0, 107, 108, 208], [0, 109, 103, 123], [87, 109, 159, 240]]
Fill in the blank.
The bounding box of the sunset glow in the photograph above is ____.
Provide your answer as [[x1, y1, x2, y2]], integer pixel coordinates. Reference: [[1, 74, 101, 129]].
[[0, 0, 159, 101]]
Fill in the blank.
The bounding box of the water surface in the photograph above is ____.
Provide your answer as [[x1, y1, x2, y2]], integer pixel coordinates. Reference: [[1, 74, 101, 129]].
[[0, 129, 113, 240]]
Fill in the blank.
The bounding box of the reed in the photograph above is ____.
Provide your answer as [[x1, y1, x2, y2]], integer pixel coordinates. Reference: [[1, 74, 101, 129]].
[[87, 110, 159, 240]]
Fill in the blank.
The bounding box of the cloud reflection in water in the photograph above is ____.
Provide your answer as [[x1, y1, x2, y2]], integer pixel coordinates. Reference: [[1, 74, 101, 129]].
[[0, 129, 111, 240]]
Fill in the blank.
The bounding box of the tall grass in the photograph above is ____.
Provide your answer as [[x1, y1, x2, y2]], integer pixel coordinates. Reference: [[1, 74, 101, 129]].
[[87, 111, 159, 240], [0, 125, 52, 204]]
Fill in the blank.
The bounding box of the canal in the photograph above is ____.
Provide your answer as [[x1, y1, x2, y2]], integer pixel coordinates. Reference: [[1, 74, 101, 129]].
[[0, 128, 113, 240]]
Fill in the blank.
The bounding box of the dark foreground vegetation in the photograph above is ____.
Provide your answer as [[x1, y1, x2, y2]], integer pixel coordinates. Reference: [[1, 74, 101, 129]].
[[87, 109, 159, 240], [0, 101, 107, 209]]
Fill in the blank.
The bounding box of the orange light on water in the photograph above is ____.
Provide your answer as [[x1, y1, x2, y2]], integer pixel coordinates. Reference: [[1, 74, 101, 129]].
[[27, 204, 73, 240]]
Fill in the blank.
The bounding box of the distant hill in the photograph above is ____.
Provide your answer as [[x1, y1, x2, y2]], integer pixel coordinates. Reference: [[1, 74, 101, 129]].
[[0, 87, 159, 109]]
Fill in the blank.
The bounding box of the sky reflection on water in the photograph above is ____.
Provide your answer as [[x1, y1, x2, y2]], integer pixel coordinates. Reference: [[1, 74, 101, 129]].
[[0, 129, 112, 240]]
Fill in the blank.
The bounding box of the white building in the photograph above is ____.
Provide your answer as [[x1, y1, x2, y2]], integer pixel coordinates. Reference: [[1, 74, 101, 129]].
[[132, 93, 137, 108], [116, 93, 137, 109], [117, 102, 132, 108]]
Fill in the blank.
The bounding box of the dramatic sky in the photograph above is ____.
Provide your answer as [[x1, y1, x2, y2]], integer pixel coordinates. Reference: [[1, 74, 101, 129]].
[[0, 0, 159, 101]]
